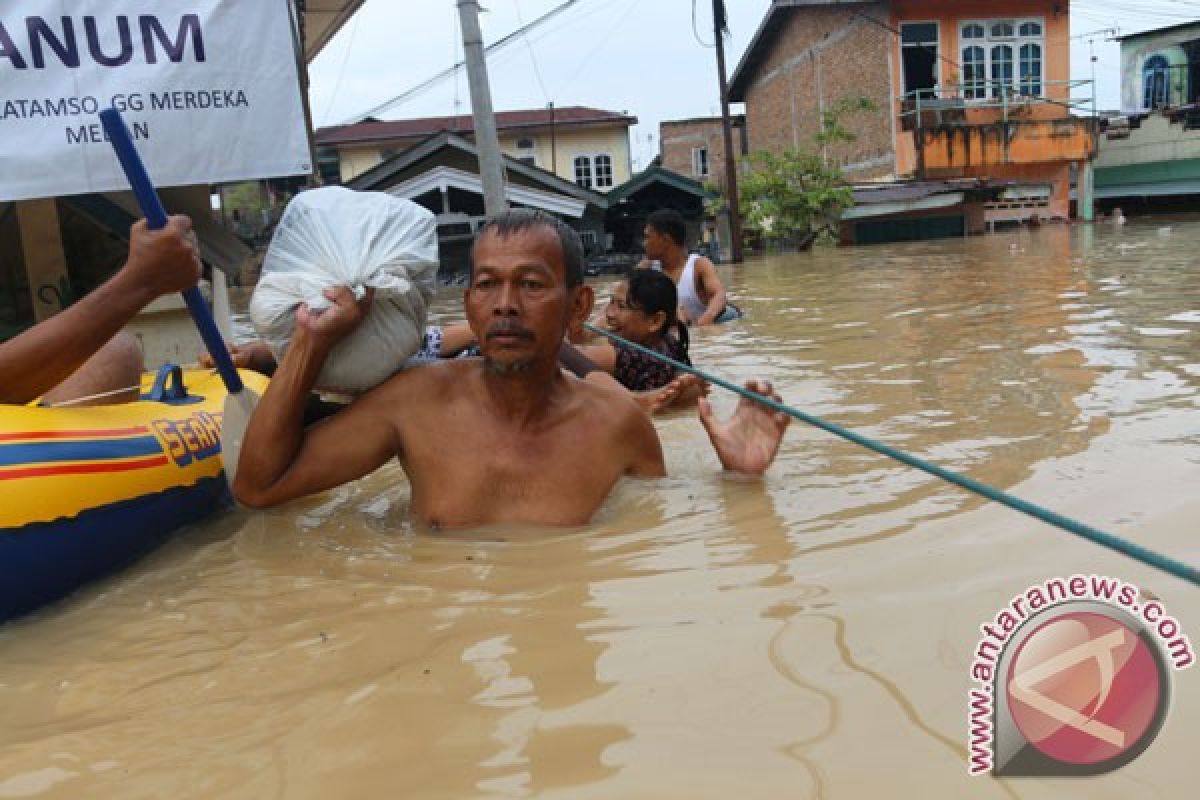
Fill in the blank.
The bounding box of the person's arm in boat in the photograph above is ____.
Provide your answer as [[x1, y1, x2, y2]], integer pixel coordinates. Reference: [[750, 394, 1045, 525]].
[[200, 340, 277, 374], [233, 286, 400, 508], [691, 256, 728, 326], [0, 217, 201, 405]]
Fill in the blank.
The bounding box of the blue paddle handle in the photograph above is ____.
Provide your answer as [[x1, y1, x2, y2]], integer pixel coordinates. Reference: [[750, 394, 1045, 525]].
[[99, 109, 244, 394]]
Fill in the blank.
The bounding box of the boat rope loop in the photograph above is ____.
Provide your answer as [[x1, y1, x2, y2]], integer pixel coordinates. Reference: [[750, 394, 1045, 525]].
[[41, 385, 142, 407], [583, 323, 1200, 587]]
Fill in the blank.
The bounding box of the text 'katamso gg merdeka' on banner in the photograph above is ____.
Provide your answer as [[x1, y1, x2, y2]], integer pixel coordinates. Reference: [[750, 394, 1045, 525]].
[[0, 1, 311, 202]]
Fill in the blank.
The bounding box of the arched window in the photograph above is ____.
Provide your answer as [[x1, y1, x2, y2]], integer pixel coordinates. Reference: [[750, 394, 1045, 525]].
[[991, 45, 1014, 97], [963, 46, 986, 99], [1143, 55, 1170, 108], [960, 19, 1042, 101], [1020, 43, 1042, 96]]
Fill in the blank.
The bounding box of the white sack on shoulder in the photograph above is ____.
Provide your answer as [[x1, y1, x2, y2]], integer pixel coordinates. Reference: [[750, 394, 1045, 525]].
[[249, 187, 440, 392]]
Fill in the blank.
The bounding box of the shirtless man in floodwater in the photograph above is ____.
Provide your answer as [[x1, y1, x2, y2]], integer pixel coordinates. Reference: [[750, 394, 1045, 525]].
[[233, 209, 788, 529]]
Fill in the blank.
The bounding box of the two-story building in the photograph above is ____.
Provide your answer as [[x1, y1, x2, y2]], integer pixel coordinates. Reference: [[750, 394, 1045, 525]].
[[729, 0, 1095, 237], [659, 115, 747, 189], [315, 106, 636, 191], [1093, 22, 1200, 208]]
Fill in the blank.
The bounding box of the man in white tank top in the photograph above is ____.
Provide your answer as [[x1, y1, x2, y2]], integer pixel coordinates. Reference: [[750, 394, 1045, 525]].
[[636, 209, 733, 325]]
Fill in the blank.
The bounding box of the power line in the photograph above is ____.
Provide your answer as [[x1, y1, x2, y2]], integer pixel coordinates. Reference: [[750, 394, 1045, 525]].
[[692, 0, 714, 48], [318, 11, 361, 126], [514, 0, 551, 103], [339, 0, 588, 124], [552, 0, 641, 98]]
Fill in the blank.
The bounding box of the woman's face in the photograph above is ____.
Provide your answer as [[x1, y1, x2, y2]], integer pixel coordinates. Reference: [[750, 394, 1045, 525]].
[[604, 281, 659, 344]]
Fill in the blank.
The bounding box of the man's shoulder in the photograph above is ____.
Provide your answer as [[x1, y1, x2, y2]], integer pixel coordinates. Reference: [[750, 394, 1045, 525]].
[[372, 358, 478, 400], [572, 377, 650, 433]]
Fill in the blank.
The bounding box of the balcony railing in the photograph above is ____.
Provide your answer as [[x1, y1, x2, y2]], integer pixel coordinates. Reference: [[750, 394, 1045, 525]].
[[898, 79, 1096, 130]]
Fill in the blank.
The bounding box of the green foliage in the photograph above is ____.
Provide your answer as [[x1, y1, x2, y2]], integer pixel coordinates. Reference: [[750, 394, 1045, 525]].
[[739, 95, 875, 248]]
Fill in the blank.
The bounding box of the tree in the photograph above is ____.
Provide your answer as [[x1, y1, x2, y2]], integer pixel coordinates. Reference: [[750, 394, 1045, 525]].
[[739, 96, 875, 249]]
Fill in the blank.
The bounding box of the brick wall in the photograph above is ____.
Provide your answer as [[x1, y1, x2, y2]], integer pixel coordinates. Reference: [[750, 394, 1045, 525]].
[[660, 118, 743, 190], [742, 2, 896, 180]]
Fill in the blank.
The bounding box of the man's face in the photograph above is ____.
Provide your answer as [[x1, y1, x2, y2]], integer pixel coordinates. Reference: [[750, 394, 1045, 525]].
[[465, 225, 584, 374], [643, 225, 666, 260]]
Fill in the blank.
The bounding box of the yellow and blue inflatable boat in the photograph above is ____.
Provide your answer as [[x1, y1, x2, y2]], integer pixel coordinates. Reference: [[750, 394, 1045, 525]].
[[0, 366, 269, 622]]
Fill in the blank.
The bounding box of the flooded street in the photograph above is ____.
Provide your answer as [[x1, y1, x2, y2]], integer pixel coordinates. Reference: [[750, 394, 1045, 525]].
[[2, 220, 1199, 798]]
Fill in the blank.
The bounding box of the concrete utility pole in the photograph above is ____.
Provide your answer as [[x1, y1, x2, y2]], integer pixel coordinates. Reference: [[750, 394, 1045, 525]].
[[457, 0, 508, 216], [712, 0, 743, 263]]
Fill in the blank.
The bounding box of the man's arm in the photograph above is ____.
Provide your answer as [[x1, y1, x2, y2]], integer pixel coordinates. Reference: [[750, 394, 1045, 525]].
[[0, 217, 201, 404], [232, 287, 400, 508], [624, 401, 667, 477], [692, 256, 728, 326]]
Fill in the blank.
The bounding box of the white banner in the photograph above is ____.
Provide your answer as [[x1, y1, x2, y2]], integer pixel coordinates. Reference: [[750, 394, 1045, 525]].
[[0, 1, 311, 202]]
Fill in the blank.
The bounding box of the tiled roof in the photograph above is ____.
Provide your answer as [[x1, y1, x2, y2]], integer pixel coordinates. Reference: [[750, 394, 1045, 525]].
[[317, 106, 637, 146]]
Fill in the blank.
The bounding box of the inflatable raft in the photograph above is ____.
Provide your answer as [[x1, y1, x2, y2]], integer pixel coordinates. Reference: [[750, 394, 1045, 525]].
[[0, 366, 269, 622]]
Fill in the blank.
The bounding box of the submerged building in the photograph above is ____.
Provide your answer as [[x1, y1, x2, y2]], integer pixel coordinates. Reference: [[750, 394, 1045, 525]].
[[728, 0, 1096, 243], [1094, 22, 1200, 207]]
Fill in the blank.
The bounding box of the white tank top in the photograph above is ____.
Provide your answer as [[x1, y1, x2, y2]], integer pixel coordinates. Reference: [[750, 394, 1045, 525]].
[[653, 254, 707, 320]]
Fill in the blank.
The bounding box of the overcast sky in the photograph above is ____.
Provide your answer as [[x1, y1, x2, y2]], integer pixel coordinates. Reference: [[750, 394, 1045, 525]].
[[308, 0, 1197, 170]]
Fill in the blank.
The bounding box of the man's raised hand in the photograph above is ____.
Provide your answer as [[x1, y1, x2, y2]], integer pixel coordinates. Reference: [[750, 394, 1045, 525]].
[[296, 286, 374, 346]]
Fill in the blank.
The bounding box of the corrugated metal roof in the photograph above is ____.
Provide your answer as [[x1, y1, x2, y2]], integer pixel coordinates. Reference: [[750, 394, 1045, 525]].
[[316, 107, 637, 146], [851, 180, 980, 204]]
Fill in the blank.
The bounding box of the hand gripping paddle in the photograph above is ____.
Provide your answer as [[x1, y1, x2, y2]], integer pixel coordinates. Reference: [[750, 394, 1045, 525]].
[[99, 108, 259, 487]]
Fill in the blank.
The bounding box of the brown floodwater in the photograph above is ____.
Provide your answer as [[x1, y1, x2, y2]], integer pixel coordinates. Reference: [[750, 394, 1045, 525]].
[[2, 220, 1198, 798]]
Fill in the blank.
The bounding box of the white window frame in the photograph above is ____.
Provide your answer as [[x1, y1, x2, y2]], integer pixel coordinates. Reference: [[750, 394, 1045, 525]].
[[515, 136, 537, 167], [573, 154, 614, 189], [692, 146, 709, 178], [573, 155, 593, 188], [900, 20, 941, 97], [1143, 55, 1170, 109], [960, 17, 1044, 101], [593, 153, 613, 188]]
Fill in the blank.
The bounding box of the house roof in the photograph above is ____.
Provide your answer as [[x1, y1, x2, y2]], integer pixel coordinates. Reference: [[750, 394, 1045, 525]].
[[303, 1, 368, 62], [345, 131, 608, 209], [316, 107, 637, 147], [386, 166, 591, 219], [849, 178, 1013, 206], [729, 1, 878, 101], [660, 115, 746, 128], [606, 165, 716, 205], [1115, 21, 1200, 42]]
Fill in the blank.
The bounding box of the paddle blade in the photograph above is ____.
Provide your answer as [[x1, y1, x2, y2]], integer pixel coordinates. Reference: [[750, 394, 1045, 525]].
[[220, 387, 260, 488]]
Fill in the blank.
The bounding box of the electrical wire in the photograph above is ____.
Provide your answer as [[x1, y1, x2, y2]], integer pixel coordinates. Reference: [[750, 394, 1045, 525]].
[[341, 0, 588, 123], [318, 11, 361, 126], [514, 0, 552, 103], [692, 0, 714, 48], [551, 0, 641, 98]]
